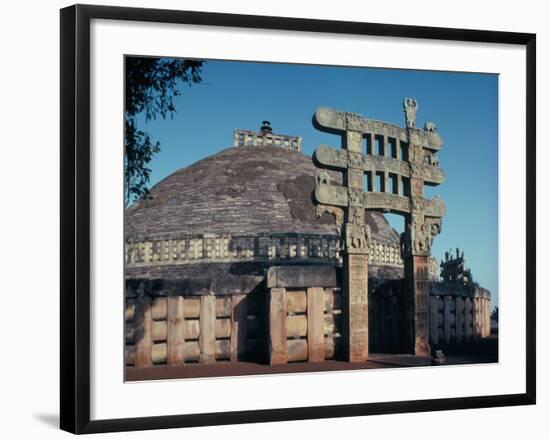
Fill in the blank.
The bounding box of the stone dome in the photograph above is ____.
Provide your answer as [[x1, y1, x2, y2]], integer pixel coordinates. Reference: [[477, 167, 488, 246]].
[[124, 145, 405, 290], [126, 145, 399, 245]]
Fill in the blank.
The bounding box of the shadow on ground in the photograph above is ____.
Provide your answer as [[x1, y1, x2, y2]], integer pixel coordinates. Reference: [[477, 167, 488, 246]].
[[34, 413, 58, 430]]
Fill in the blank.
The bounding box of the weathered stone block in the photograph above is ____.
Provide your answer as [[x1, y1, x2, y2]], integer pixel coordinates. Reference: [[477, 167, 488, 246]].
[[267, 265, 338, 289], [199, 295, 216, 363], [307, 287, 325, 362], [324, 289, 342, 311], [268, 288, 288, 365], [151, 321, 167, 342], [287, 315, 307, 338], [215, 318, 231, 338], [183, 298, 200, 318], [230, 294, 247, 362], [167, 296, 185, 365], [287, 339, 308, 362], [215, 339, 231, 360], [135, 296, 152, 367], [151, 297, 167, 320], [151, 343, 167, 364], [125, 299, 135, 322], [215, 296, 232, 318], [286, 290, 307, 313], [324, 336, 342, 359], [125, 346, 136, 366], [324, 313, 342, 335]]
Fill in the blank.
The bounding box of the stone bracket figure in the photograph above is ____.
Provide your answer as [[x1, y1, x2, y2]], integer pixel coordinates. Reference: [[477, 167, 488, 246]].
[[406, 217, 442, 257], [316, 204, 344, 236], [315, 169, 332, 186]]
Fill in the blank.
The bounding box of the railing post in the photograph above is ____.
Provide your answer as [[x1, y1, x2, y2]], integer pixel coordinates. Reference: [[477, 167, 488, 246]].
[[307, 287, 325, 362], [268, 288, 288, 365]]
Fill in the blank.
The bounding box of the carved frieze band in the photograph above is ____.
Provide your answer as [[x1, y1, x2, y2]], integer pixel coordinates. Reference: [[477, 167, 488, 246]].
[[314, 107, 443, 150], [314, 145, 445, 185], [315, 184, 445, 218], [126, 234, 404, 268]]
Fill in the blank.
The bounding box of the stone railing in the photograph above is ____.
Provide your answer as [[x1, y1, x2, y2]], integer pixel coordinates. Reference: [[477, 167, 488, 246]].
[[266, 266, 343, 364], [125, 265, 344, 368], [125, 234, 403, 268], [233, 129, 302, 151], [369, 241, 403, 266], [429, 286, 491, 346], [371, 280, 492, 352], [125, 293, 265, 367]]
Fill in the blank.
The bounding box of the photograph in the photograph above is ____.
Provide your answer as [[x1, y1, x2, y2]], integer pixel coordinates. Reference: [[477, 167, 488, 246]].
[[123, 56, 499, 381], [0, 0, 541, 436]]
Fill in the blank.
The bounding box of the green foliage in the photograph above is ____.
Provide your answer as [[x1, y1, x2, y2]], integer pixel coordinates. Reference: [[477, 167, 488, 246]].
[[125, 57, 204, 206]]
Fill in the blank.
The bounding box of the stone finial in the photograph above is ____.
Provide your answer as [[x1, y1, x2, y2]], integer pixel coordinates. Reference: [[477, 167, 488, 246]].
[[424, 121, 437, 133], [260, 120, 273, 133], [403, 97, 418, 129]]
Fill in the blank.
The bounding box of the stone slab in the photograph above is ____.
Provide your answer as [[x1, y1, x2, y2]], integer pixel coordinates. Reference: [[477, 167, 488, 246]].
[[199, 295, 216, 363], [267, 265, 339, 289], [268, 288, 288, 365], [307, 287, 325, 362]]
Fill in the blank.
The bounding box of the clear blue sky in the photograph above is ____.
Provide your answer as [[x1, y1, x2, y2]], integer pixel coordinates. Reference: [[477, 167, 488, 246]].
[[135, 59, 498, 310]]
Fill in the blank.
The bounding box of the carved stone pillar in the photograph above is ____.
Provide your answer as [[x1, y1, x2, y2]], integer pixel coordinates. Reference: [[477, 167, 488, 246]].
[[402, 103, 436, 357], [403, 252, 431, 356], [343, 252, 369, 361], [343, 130, 370, 362]]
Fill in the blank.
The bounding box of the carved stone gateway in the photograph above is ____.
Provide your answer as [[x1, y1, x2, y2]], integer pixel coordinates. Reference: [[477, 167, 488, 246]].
[[312, 99, 445, 359]]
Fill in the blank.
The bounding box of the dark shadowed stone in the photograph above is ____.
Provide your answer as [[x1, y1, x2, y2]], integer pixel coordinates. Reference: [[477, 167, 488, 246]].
[[125, 263, 265, 297], [267, 265, 339, 288]]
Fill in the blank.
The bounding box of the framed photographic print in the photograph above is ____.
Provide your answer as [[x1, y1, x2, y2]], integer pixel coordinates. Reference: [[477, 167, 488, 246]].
[[60, 4, 536, 434]]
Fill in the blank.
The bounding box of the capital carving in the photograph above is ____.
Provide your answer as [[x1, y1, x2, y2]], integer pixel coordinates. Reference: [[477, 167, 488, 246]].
[[348, 188, 363, 206], [410, 217, 442, 256], [345, 222, 371, 253]]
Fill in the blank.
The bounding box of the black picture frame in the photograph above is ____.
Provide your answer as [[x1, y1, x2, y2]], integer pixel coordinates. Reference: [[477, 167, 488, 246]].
[[60, 4, 536, 434]]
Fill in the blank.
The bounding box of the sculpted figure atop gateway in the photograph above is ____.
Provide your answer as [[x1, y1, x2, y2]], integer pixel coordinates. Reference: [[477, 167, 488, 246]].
[[312, 98, 446, 358]]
